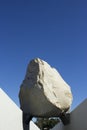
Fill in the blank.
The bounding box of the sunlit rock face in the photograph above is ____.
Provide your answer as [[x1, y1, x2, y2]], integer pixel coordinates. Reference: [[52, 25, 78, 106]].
[[19, 58, 73, 117]]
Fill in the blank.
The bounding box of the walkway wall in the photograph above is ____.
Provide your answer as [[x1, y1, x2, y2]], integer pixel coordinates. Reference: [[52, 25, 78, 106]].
[[0, 88, 39, 130], [51, 99, 87, 130]]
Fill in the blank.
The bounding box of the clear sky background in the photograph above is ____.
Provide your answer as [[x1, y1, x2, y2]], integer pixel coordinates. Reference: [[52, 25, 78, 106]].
[[0, 0, 87, 111]]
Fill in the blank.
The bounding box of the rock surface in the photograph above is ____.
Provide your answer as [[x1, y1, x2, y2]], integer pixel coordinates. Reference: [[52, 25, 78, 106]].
[[19, 58, 73, 117]]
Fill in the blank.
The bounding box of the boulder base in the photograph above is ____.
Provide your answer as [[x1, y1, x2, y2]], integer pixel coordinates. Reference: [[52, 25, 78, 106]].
[[19, 58, 73, 117]]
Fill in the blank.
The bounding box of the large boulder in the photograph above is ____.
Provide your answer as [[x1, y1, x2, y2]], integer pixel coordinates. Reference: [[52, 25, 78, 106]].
[[19, 58, 73, 117]]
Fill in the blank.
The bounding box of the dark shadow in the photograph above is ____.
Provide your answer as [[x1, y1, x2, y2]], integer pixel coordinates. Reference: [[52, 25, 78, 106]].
[[59, 112, 70, 125], [22, 112, 32, 130]]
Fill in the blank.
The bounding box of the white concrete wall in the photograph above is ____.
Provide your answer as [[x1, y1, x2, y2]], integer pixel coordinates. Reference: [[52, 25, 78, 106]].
[[30, 121, 40, 130], [0, 88, 40, 130], [51, 99, 87, 130], [1, 88, 87, 130]]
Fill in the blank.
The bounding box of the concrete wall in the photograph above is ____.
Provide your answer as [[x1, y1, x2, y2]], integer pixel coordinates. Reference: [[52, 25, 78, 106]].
[[51, 99, 87, 130], [0, 88, 40, 130], [1, 88, 87, 130]]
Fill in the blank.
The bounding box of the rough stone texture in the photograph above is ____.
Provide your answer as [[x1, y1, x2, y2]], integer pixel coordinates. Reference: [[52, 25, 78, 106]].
[[19, 58, 73, 117]]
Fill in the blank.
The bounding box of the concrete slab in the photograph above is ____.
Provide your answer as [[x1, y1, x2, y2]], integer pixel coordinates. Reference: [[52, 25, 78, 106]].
[[51, 99, 87, 130], [0, 88, 40, 130]]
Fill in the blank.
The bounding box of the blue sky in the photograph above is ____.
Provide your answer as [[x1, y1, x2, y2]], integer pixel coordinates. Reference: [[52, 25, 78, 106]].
[[0, 0, 87, 111]]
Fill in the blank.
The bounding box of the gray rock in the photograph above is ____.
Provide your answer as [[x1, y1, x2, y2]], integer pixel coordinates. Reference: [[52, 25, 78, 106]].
[[19, 58, 73, 117]]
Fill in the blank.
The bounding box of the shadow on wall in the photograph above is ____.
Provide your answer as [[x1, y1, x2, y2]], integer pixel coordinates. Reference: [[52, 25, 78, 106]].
[[51, 99, 87, 130]]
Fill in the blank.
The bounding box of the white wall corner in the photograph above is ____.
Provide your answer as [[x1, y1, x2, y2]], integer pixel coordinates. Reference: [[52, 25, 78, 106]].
[[0, 88, 40, 130]]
